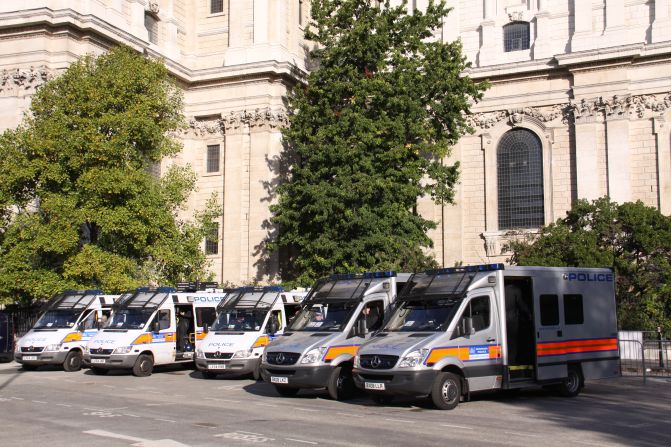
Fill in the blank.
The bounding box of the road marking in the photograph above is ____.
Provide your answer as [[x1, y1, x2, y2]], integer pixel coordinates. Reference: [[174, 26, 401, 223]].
[[253, 402, 278, 407], [574, 440, 618, 447], [286, 438, 318, 445], [336, 412, 354, 417], [204, 397, 240, 403], [214, 431, 273, 443], [146, 403, 162, 406], [32, 400, 47, 404], [123, 414, 141, 418], [440, 424, 473, 430], [83, 429, 189, 447], [504, 431, 540, 438], [11, 397, 24, 400], [103, 385, 115, 389], [155, 418, 177, 423], [56, 403, 72, 408], [384, 418, 413, 423], [293, 407, 319, 412]]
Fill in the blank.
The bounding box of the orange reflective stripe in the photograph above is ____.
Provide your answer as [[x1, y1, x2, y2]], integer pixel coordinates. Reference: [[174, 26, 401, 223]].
[[252, 336, 270, 348], [537, 338, 618, 356], [425, 347, 468, 365], [132, 333, 153, 345], [62, 332, 82, 343], [324, 345, 359, 361]]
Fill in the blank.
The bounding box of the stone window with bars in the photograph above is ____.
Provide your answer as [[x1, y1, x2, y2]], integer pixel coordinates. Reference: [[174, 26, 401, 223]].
[[206, 144, 220, 173], [503, 22, 530, 52], [205, 223, 219, 255]]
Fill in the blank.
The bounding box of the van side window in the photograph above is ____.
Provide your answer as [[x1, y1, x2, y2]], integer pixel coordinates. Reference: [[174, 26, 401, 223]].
[[150, 309, 171, 331], [196, 307, 217, 327], [80, 311, 97, 330], [540, 294, 559, 326], [563, 294, 584, 325], [454, 296, 490, 338]]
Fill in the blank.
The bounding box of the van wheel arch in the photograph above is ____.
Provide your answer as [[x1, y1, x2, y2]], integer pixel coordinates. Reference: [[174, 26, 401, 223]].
[[558, 363, 584, 397], [63, 348, 83, 372], [132, 352, 154, 377]]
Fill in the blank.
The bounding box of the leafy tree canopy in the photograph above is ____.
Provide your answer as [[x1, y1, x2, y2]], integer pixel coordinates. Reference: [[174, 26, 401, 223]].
[[270, 0, 487, 285], [0, 46, 220, 303], [507, 197, 671, 332]]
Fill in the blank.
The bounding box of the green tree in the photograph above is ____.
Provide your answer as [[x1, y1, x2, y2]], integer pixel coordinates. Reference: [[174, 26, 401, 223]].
[[270, 0, 486, 284], [507, 197, 671, 332], [0, 46, 220, 303]]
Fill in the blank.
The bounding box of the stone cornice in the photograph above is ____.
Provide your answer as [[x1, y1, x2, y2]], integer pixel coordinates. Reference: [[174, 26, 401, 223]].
[[182, 108, 289, 137], [465, 104, 565, 130]]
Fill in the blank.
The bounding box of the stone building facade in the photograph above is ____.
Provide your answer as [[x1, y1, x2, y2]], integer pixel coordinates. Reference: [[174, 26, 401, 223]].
[[0, 1, 669, 284]]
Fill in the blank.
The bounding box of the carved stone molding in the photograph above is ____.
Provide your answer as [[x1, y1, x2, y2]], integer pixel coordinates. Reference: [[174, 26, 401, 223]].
[[482, 229, 539, 257], [568, 92, 671, 124], [148, 1, 160, 14], [0, 66, 54, 95], [466, 105, 564, 130], [182, 107, 289, 137]]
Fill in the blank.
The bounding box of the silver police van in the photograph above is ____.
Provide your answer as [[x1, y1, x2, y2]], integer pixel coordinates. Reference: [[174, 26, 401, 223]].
[[260, 271, 409, 400], [353, 264, 619, 409]]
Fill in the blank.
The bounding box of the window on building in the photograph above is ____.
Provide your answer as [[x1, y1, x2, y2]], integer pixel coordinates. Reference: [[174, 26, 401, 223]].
[[497, 128, 544, 230], [503, 22, 530, 52], [299, 0, 304, 26], [144, 12, 158, 44], [563, 294, 584, 325], [540, 294, 559, 326], [205, 223, 219, 255], [211, 0, 224, 14], [206, 144, 220, 173]]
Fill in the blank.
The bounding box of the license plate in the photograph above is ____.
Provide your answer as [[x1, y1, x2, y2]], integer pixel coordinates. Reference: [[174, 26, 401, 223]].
[[208, 364, 227, 370], [22, 355, 38, 361], [364, 382, 385, 390], [271, 376, 288, 384], [91, 359, 106, 364]]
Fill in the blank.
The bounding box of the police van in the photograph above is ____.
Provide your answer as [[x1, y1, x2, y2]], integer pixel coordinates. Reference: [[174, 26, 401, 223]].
[[352, 264, 620, 409], [195, 286, 307, 379], [260, 271, 409, 400], [84, 286, 228, 376], [14, 290, 118, 371]]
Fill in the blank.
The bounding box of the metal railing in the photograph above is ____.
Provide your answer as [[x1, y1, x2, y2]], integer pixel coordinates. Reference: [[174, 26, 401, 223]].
[[619, 330, 671, 382]]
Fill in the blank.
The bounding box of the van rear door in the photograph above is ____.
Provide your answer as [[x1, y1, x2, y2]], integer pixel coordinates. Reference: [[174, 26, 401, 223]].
[[535, 293, 567, 380]]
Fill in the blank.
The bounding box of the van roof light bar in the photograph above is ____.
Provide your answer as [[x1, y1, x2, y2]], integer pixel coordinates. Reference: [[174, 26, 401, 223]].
[[329, 271, 396, 281], [424, 263, 504, 275]]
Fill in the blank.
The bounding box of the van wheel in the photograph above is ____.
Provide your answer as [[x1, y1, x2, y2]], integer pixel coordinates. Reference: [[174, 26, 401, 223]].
[[431, 372, 461, 410], [132, 354, 154, 377], [327, 365, 356, 401], [21, 363, 38, 371], [63, 350, 83, 372], [91, 367, 108, 375], [559, 366, 583, 397], [202, 371, 217, 379], [252, 362, 262, 381], [274, 386, 299, 397]]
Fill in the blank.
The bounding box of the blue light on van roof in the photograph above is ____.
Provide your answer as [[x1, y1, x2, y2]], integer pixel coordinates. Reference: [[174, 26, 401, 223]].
[[329, 271, 396, 280], [263, 286, 284, 292], [425, 263, 504, 275], [157, 287, 177, 293], [84, 289, 103, 294], [136, 287, 150, 292]]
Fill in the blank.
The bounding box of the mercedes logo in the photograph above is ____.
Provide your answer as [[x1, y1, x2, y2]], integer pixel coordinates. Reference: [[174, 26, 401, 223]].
[[215, 350, 221, 358], [29, 345, 34, 352], [370, 355, 382, 369], [276, 353, 285, 364], [96, 347, 103, 354]]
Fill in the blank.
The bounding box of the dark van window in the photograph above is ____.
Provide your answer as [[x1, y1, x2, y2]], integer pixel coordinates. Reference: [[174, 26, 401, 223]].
[[540, 294, 559, 326], [455, 296, 491, 336], [196, 307, 217, 327], [564, 294, 584, 325]]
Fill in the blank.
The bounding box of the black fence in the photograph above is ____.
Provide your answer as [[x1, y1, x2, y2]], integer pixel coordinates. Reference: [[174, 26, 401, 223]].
[[0, 303, 44, 337]]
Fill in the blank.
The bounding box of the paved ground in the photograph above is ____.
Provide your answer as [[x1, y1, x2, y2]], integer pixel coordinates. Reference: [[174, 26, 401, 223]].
[[1, 361, 670, 447]]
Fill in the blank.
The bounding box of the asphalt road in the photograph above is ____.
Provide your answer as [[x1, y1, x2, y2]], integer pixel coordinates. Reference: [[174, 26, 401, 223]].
[[1, 361, 670, 447]]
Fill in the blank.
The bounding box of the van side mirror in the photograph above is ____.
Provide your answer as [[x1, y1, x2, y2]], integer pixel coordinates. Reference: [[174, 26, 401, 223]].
[[461, 317, 475, 336], [152, 321, 160, 333], [203, 324, 209, 334], [267, 320, 279, 335], [355, 317, 366, 337]]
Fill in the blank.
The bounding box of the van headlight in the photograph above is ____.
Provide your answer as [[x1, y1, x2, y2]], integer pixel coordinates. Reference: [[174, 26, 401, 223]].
[[196, 349, 205, 359], [44, 344, 62, 352], [232, 349, 253, 359], [300, 347, 326, 364], [398, 349, 429, 368], [353, 354, 360, 368], [113, 346, 132, 354]]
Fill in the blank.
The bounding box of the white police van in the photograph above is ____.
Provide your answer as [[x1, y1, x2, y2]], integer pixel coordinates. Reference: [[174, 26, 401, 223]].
[[260, 272, 409, 400], [353, 264, 620, 409], [195, 287, 307, 379], [84, 285, 228, 376], [14, 290, 118, 371]]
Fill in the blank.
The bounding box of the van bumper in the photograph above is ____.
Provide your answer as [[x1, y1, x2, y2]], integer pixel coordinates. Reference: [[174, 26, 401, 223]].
[[15, 350, 68, 366], [353, 368, 437, 396], [196, 357, 261, 375], [84, 353, 138, 369], [260, 363, 333, 389]]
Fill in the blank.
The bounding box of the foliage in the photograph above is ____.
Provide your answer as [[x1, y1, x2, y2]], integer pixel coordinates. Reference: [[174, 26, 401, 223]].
[[507, 198, 671, 332], [270, 0, 487, 285], [0, 46, 220, 303]]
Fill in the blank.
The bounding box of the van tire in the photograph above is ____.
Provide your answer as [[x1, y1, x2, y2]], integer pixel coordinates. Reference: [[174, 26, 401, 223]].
[[91, 367, 108, 375], [274, 386, 299, 397], [132, 354, 154, 377], [431, 372, 461, 410], [63, 350, 83, 372], [558, 365, 583, 397], [327, 365, 356, 401]]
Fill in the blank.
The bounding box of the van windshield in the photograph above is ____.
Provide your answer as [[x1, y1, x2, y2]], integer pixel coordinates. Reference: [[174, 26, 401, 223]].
[[384, 299, 461, 332], [288, 302, 355, 332], [106, 309, 154, 330], [211, 309, 269, 332], [34, 310, 82, 329]]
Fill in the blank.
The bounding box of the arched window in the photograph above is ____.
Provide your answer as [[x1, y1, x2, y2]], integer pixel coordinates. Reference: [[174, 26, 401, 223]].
[[503, 22, 530, 52], [497, 129, 544, 230]]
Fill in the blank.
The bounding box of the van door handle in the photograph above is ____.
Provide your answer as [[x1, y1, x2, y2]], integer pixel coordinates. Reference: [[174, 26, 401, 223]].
[[487, 337, 496, 342]]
